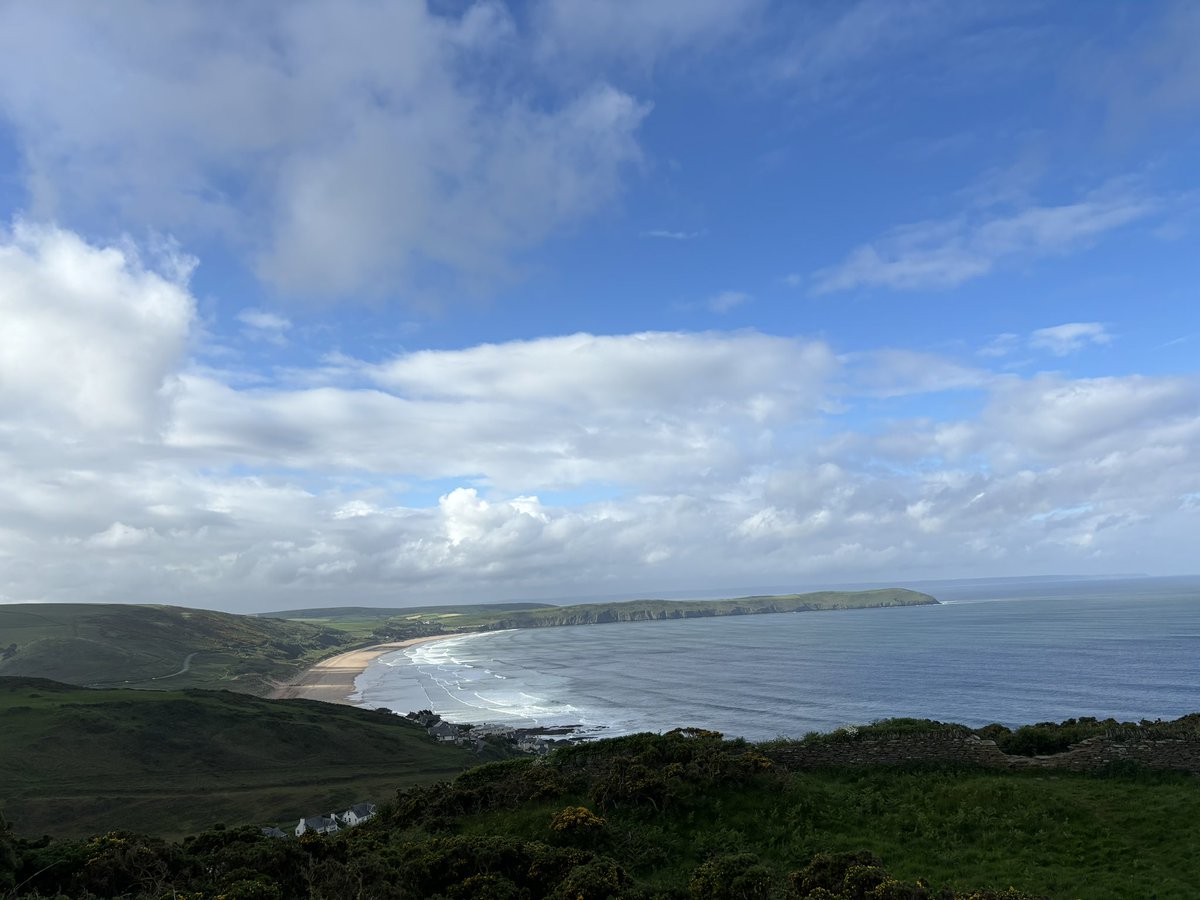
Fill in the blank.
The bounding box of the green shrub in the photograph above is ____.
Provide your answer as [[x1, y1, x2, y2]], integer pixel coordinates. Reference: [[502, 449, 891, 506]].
[[689, 853, 773, 900], [789, 851, 884, 896], [550, 858, 633, 899]]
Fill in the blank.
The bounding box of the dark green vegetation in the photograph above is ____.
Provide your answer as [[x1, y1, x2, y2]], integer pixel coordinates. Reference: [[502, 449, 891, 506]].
[[269, 588, 939, 641], [0, 677, 499, 840], [0, 604, 359, 695], [5, 727, 1199, 898], [786, 714, 1200, 756]]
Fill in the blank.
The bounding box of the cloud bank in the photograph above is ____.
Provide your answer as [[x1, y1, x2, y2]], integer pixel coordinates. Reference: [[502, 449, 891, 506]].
[[0, 2, 651, 299], [2, 226, 1198, 610]]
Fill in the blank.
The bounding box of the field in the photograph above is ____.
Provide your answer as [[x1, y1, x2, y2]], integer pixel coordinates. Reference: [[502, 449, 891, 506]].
[[0, 677, 497, 839]]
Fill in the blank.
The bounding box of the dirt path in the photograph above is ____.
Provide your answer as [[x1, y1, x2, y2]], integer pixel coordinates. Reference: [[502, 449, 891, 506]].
[[153, 651, 198, 680], [269, 634, 459, 705]]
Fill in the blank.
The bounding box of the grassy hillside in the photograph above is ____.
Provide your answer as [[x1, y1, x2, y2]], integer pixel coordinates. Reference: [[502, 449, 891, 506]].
[[0, 677, 497, 839], [0, 604, 359, 694], [6, 725, 1199, 898], [268, 588, 939, 639], [481, 588, 937, 628]]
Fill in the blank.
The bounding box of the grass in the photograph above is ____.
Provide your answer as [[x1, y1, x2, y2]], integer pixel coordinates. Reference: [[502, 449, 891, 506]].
[[0, 677, 499, 839], [0, 603, 360, 694], [440, 749, 1200, 898]]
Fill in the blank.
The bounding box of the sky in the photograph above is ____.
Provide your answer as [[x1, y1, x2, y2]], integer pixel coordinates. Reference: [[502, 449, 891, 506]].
[[0, 1, 1198, 612]]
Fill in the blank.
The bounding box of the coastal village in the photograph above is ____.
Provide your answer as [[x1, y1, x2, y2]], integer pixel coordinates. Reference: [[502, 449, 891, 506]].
[[404, 708, 580, 755]]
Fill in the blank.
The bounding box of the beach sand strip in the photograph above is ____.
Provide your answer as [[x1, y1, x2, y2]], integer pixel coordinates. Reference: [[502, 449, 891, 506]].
[[270, 634, 458, 705]]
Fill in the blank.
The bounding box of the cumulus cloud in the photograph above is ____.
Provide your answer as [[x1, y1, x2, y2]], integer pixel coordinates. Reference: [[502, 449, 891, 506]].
[[0, 221, 194, 434], [0, 2, 649, 299], [813, 189, 1158, 293], [2, 226, 1198, 610], [979, 374, 1199, 459], [170, 330, 839, 490]]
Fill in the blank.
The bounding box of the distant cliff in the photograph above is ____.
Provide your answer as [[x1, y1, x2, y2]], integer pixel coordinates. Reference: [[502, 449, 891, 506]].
[[481, 588, 938, 630]]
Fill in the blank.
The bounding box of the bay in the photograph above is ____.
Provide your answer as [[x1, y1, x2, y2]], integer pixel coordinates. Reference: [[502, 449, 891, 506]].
[[351, 576, 1200, 741]]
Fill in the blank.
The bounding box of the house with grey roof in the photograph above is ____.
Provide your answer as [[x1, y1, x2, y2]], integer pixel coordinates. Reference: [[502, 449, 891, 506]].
[[429, 720, 463, 742], [295, 814, 340, 836], [340, 802, 377, 826]]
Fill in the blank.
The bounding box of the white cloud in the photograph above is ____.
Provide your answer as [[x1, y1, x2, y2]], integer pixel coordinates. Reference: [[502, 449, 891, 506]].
[[1029, 322, 1113, 356], [814, 190, 1158, 293], [237, 308, 292, 345], [846, 349, 989, 398], [980, 374, 1199, 459], [169, 330, 839, 490], [977, 332, 1022, 358], [2, 226, 1199, 609], [85, 522, 158, 550], [0, 2, 649, 299], [0, 221, 194, 434]]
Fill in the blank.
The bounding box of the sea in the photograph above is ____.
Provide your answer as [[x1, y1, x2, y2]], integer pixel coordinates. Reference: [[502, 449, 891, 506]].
[[350, 576, 1200, 742]]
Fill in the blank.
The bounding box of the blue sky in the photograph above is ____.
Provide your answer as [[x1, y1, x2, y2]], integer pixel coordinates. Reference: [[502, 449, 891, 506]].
[[0, 1, 1198, 611]]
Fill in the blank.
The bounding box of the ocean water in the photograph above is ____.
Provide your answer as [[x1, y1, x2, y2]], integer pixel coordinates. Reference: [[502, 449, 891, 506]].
[[350, 577, 1200, 741]]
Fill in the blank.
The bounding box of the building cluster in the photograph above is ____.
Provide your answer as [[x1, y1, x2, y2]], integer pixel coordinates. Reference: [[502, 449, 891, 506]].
[[405, 709, 571, 755], [290, 802, 377, 837]]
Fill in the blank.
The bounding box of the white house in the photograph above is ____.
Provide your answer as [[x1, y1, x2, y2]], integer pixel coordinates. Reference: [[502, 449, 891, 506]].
[[295, 815, 340, 836], [340, 803, 377, 826]]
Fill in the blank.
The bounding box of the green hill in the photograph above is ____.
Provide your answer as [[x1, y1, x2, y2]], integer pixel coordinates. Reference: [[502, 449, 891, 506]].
[[0, 604, 359, 694], [0, 677, 495, 839]]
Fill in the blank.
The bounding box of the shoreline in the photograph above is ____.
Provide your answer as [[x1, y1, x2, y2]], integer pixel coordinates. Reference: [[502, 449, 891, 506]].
[[269, 633, 464, 706]]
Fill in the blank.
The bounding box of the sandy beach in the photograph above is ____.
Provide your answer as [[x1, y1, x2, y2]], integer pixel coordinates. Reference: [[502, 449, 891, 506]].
[[270, 634, 459, 705]]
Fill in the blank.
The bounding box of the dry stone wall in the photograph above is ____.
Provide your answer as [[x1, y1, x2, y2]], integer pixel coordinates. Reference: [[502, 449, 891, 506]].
[[763, 732, 1200, 775]]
